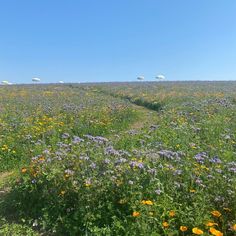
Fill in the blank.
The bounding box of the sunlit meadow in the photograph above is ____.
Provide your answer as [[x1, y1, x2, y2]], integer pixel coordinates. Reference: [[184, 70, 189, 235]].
[[0, 82, 235, 235]]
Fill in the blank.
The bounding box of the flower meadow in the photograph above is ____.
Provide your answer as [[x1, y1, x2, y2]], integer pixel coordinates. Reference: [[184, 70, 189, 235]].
[[0, 82, 235, 235]]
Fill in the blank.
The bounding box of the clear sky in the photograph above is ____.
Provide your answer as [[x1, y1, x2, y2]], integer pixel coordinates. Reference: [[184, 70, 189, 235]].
[[0, 0, 236, 83]]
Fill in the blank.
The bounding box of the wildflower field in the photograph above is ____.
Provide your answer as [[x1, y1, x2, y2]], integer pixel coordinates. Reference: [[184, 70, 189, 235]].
[[0, 82, 235, 235]]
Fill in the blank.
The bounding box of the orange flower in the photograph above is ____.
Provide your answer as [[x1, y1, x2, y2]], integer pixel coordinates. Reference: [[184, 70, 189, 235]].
[[180, 226, 188, 232], [169, 210, 175, 217], [209, 227, 223, 236], [211, 210, 221, 217], [192, 227, 204, 235], [132, 211, 140, 217], [206, 222, 218, 227], [21, 167, 27, 173], [232, 224, 236, 231], [162, 222, 169, 228]]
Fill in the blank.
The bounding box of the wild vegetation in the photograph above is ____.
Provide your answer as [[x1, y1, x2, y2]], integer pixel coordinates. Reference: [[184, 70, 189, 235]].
[[0, 82, 235, 235]]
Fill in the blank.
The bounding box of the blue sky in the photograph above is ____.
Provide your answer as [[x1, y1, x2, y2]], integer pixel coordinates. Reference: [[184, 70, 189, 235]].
[[0, 0, 236, 83]]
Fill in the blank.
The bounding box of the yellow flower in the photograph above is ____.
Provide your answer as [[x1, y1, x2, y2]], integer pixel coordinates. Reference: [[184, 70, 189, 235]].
[[211, 210, 221, 217], [162, 222, 169, 228], [169, 210, 175, 217], [118, 199, 127, 204], [145, 200, 153, 205], [21, 167, 27, 173], [132, 211, 140, 217], [190, 189, 196, 193], [60, 190, 66, 196], [209, 227, 223, 236], [39, 156, 45, 161], [141, 200, 153, 205], [223, 207, 231, 212], [180, 226, 188, 232], [192, 227, 204, 235]]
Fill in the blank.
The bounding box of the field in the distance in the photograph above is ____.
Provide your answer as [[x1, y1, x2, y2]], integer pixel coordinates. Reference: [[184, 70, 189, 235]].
[[0, 82, 235, 235]]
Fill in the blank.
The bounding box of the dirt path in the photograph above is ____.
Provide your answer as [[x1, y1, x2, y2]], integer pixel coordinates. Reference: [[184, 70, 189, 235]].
[[0, 171, 14, 197], [129, 105, 157, 130]]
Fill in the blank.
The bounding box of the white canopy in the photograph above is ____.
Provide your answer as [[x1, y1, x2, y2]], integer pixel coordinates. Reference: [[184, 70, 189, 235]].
[[32, 77, 41, 82], [1, 80, 9, 85], [155, 75, 165, 80], [137, 76, 144, 81]]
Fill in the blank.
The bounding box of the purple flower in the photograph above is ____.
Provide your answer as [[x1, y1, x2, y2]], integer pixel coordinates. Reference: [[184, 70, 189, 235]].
[[104, 146, 120, 156], [147, 168, 156, 174], [62, 133, 70, 139], [42, 149, 50, 155], [209, 156, 222, 164], [194, 152, 208, 164], [138, 162, 144, 169], [173, 169, 182, 175], [104, 158, 110, 164], [195, 178, 202, 185], [90, 162, 96, 169], [155, 189, 162, 195], [65, 169, 74, 175], [72, 136, 84, 144]]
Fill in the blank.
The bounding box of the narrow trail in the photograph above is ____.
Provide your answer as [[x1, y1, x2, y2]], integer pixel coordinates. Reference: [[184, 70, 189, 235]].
[[129, 105, 158, 131], [93, 88, 161, 133], [0, 172, 14, 196]]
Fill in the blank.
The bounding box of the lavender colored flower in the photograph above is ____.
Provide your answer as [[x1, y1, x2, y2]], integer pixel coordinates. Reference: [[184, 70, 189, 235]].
[[155, 189, 162, 195], [104, 158, 110, 164], [193, 152, 208, 164], [90, 162, 96, 169], [147, 168, 157, 174], [115, 158, 127, 164], [137, 162, 144, 169], [72, 136, 84, 144], [173, 169, 182, 175], [65, 169, 74, 175], [104, 146, 120, 156], [61, 133, 70, 139], [195, 178, 203, 185], [209, 156, 222, 164], [42, 149, 50, 155]]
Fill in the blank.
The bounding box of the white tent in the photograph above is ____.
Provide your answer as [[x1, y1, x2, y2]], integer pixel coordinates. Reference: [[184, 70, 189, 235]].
[[32, 77, 41, 82], [1, 80, 10, 85], [155, 75, 165, 80], [59, 81, 64, 84], [137, 76, 144, 81]]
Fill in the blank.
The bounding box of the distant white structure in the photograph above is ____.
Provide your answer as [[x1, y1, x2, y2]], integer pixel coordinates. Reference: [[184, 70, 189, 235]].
[[155, 75, 165, 80], [137, 76, 144, 81], [32, 77, 41, 82], [59, 80, 64, 84], [1, 80, 10, 85]]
